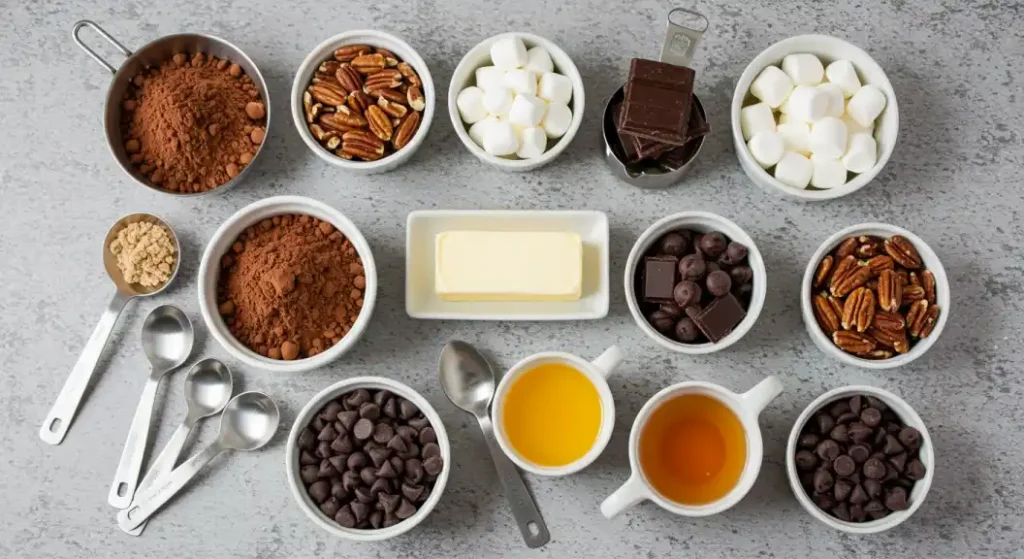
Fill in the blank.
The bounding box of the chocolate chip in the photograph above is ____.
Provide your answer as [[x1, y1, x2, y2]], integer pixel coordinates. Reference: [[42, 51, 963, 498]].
[[373, 390, 391, 407], [889, 452, 907, 472], [831, 502, 851, 522], [863, 479, 883, 499], [798, 433, 820, 449], [835, 412, 858, 425], [866, 396, 887, 411], [833, 455, 856, 477], [423, 455, 444, 476], [360, 466, 377, 486], [816, 413, 836, 435], [849, 484, 868, 505], [401, 442, 420, 460], [383, 513, 400, 527], [386, 434, 409, 454], [320, 496, 341, 518], [815, 439, 841, 461], [300, 450, 318, 465], [312, 417, 326, 432], [705, 271, 732, 297], [300, 465, 319, 484], [342, 470, 360, 491], [863, 458, 886, 480], [885, 487, 909, 511], [337, 410, 359, 431], [369, 510, 383, 529], [830, 400, 851, 419], [422, 442, 441, 459], [860, 407, 882, 428], [335, 505, 357, 528], [883, 435, 905, 455], [382, 398, 398, 419], [320, 400, 344, 420], [298, 428, 317, 450], [678, 254, 706, 280], [673, 280, 702, 308], [674, 317, 700, 342], [829, 424, 849, 443], [308, 480, 330, 503], [848, 395, 863, 415], [318, 459, 338, 479], [883, 463, 900, 482], [849, 504, 866, 522], [378, 460, 398, 479], [813, 492, 836, 511], [328, 455, 348, 472], [699, 232, 727, 259], [898, 426, 921, 450], [408, 415, 430, 431], [813, 469, 834, 493], [848, 444, 871, 463], [379, 492, 401, 514], [350, 500, 370, 521], [347, 451, 368, 470], [368, 447, 391, 468], [659, 232, 689, 256], [834, 479, 853, 502], [331, 434, 354, 454], [395, 499, 417, 519], [795, 450, 818, 471], [848, 422, 873, 443], [370, 478, 391, 496], [347, 388, 371, 408], [354, 486, 373, 504], [331, 481, 348, 500], [402, 483, 425, 502], [406, 458, 424, 484], [873, 426, 888, 446], [397, 425, 418, 442], [906, 458, 927, 480], [390, 456, 405, 476], [398, 399, 419, 420], [359, 403, 380, 420], [353, 418, 374, 440], [373, 423, 395, 444], [318, 425, 337, 441]]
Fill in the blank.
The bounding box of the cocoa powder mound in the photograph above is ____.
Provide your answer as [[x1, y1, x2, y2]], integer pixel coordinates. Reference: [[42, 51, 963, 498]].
[[121, 52, 267, 193], [217, 214, 367, 361]]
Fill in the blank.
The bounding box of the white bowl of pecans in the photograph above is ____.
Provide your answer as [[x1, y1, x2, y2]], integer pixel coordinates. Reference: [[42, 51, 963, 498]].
[[801, 223, 949, 369], [292, 30, 434, 174]]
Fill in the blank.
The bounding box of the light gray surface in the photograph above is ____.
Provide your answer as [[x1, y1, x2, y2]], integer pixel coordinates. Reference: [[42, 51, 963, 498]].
[[1, 1, 1021, 557]]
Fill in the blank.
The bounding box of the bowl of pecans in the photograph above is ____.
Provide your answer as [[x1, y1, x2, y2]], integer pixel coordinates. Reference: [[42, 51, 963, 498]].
[[801, 223, 949, 369], [291, 30, 434, 174]]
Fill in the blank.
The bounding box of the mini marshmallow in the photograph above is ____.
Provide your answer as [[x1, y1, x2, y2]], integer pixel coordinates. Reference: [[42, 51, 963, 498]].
[[750, 65, 794, 109], [538, 72, 573, 105], [503, 69, 537, 96], [482, 120, 519, 156], [825, 60, 861, 98], [811, 154, 848, 189], [541, 101, 572, 138], [809, 117, 848, 159], [482, 86, 514, 116], [786, 85, 829, 123], [468, 115, 501, 147], [782, 53, 825, 86], [842, 132, 878, 173], [748, 131, 785, 168], [774, 152, 813, 189], [740, 102, 776, 141], [475, 66, 506, 91], [508, 93, 547, 127], [516, 126, 547, 159], [525, 46, 554, 75], [490, 36, 527, 70], [777, 122, 812, 155], [846, 84, 887, 128], [818, 83, 845, 118], [456, 86, 488, 124]]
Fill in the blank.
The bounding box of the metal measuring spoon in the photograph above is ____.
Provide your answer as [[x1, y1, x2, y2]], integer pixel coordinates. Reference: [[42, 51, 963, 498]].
[[124, 358, 233, 536], [439, 341, 550, 548], [117, 392, 280, 532], [108, 305, 194, 509], [39, 213, 180, 445]]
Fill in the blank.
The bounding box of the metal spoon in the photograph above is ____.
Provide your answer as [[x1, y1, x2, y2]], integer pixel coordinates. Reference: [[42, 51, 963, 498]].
[[39, 213, 180, 445], [117, 391, 280, 532], [439, 341, 550, 548], [124, 358, 233, 536], [108, 305, 194, 509]]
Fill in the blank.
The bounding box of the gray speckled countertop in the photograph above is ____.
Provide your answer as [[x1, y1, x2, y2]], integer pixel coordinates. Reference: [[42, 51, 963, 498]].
[[1, 1, 1022, 557]]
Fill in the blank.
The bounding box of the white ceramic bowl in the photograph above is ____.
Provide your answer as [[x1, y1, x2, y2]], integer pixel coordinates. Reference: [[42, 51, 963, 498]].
[[197, 196, 378, 373], [801, 223, 949, 369], [448, 32, 585, 172], [731, 35, 899, 200], [624, 211, 767, 354], [291, 30, 435, 174], [786, 385, 934, 533], [285, 377, 450, 541]]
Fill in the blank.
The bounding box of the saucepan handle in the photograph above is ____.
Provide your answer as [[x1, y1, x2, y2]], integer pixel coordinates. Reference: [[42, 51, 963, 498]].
[[72, 20, 132, 75]]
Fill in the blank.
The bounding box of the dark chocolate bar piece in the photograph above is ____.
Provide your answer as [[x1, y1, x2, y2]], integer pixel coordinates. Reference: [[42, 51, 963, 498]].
[[659, 103, 711, 170], [692, 293, 746, 342], [642, 256, 679, 304], [618, 58, 695, 145]]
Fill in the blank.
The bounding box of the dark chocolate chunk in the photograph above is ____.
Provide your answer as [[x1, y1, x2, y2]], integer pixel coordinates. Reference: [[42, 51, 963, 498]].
[[706, 270, 732, 297], [308, 480, 331, 504], [643, 256, 679, 303], [698, 232, 727, 259], [691, 293, 746, 342], [678, 254, 706, 281], [619, 58, 696, 145], [674, 317, 701, 343], [659, 232, 689, 257], [648, 310, 675, 332], [672, 280, 701, 308]]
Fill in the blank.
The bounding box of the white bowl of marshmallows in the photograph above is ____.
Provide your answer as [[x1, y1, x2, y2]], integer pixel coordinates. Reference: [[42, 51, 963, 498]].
[[731, 35, 898, 200], [449, 32, 585, 171]]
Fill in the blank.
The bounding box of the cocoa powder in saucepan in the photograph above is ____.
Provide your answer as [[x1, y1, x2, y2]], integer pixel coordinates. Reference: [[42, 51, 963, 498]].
[[121, 52, 267, 193], [217, 215, 366, 361]]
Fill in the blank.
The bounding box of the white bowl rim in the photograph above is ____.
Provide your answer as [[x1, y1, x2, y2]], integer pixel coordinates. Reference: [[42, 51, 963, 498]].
[[291, 30, 435, 171], [785, 384, 935, 533], [800, 222, 950, 369], [284, 376, 451, 541], [447, 31, 585, 169], [730, 34, 900, 200], [197, 195, 378, 373], [624, 211, 767, 354]]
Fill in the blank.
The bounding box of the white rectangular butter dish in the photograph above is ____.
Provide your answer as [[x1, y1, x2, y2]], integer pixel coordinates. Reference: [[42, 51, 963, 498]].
[[406, 210, 609, 320]]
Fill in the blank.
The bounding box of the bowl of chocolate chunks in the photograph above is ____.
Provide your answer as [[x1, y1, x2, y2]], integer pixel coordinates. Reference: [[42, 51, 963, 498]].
[[624, 211, 766, 354]]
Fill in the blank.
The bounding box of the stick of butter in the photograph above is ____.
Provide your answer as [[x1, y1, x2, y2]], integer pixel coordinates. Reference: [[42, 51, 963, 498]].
[[435, 231, 583, 302]]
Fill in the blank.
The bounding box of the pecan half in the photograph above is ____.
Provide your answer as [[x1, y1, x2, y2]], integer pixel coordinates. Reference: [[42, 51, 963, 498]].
[[303, 90, 314, 122], [364, 69, 403, 95], [842, 287, 876, 332], [392, 111, 421, 150], [397, 62, 422, 88], [813, 255, 833, 288], [375, 47, 399, 67], [813, 293, 841, 334], [905, 300, 929, 338], [922, 270, 936, 304], [902, 285, 926, 306], [336, 64, 364, 93], [873, 311, 906, 331], [318, 60, 341, 75], [884, 235, 922, 269], [833, 331, 876, 354], [877, 270, 903, 312], [341, 130, 385, 160], [377, 97, 408, 118], [306, 102, 324, 124], [908, 271, 921, 287], [377, 88, 408, 105], [407, 86, 426, 112], [829, 255, 858, 292], [348, 90, 373, 113], [352, 53, 386, 74], [320, 106, 367, 131], [860, 349, 895, 360], [831, 265, 871, 298], [856, 236, 882, 258], [918, 305, 940, 338], [863, 254, 894, 276], [334, 45, 372, 62], [365, 105, 393, 141], [309, 82, 348, 106], [835, 237, 858, 260], [866, 326, 909, 354]]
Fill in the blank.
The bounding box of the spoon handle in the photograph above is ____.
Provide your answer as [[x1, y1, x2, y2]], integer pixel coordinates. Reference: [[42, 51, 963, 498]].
[[108, 373, 163, 508], [476, 414, 550, 548], [122, 420, 194, 536], [117, 441, 225, 532], [39, 290, 131, 445]]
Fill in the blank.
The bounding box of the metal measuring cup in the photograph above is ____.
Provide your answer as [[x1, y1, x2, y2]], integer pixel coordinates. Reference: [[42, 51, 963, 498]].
[[39, 213, 181, 445], [601, 8, 710, 189], [71, 20, 271, 197]]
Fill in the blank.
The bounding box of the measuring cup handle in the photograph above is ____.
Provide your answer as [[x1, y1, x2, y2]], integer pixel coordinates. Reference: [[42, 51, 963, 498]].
[[39, 289, 131, 445], [740, 375, 784, 415], [108, 373, 165, 508], [72, 20, 132, 75], [600, 472, 649, 519], [591, 345, 625, 378]]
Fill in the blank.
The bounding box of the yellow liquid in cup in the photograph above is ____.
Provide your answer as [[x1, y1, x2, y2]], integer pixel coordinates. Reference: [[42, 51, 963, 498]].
[[502, 363, 602, 467]]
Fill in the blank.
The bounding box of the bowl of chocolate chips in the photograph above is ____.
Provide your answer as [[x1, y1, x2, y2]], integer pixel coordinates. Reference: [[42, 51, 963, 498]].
[[625, 211, 766, 354], [787, 385, 934, 533], [286, 377, 449, 541]]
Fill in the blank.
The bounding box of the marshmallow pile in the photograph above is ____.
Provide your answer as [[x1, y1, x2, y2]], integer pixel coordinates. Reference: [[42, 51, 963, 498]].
[[741, 54, 886, 189], [456, 36, 574, 159]]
